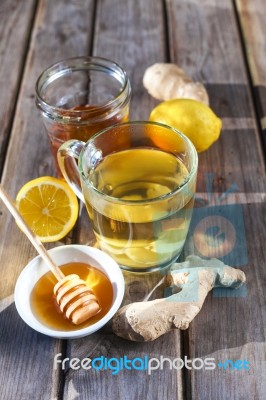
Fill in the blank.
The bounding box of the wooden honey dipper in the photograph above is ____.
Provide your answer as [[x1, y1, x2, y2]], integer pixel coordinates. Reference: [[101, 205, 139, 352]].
[[0, 185, 101, 325]]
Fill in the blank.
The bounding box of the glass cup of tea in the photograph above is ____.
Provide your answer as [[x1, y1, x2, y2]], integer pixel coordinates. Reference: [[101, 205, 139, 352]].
[[57, 121, 198, 273], [36, 56, 131, 174]]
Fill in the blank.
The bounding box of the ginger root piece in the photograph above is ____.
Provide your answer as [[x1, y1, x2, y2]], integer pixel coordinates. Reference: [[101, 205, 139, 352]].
[[112, 256, 246, 341], [143, 63, 209, 105]]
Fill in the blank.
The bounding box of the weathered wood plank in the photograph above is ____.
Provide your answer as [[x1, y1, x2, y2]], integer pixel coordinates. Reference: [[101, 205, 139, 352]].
[[1, 0, 266, 399], [0, 0, 95, 399], [92, 0, 167, 120], [236, 0, 266, 151], [63, 0, 185, 399], [0, 0, 37, 173], [65, 333, 182, 400], [166, 0, 266, 398]]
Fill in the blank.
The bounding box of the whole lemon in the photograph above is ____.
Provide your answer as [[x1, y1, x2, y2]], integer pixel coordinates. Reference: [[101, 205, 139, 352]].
[[149, 98, 222, 152]]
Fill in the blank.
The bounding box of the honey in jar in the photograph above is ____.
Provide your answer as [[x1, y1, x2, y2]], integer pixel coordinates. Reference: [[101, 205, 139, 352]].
[[35, 56, 131, 176]]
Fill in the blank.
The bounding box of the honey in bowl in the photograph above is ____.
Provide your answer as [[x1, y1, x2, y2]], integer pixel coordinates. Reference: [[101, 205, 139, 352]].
[[30, 262, 113, 331]]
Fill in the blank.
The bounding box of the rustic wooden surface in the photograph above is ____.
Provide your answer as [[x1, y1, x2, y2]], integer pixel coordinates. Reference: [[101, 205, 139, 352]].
[[0, 0, 266, 399], [0, 0, 37, 172], [236, 0, 266, 151]]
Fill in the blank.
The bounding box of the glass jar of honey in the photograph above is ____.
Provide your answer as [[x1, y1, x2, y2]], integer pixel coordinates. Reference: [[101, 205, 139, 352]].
[[35, 56, 131, 174]]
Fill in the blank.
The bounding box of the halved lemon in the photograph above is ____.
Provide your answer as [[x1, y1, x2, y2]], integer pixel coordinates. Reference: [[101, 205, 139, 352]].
[[16, 176, 79, 242]]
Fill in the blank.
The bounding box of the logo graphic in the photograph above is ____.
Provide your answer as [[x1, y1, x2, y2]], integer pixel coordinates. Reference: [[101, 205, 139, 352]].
[[188, 173, 248, 266], [193, 215, 236, 258], [184, 173, 248, 298]]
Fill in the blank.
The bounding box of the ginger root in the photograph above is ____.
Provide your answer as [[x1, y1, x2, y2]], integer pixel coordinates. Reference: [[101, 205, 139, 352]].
[[112, 256, 246, 341], [143, 63, 209, 105]]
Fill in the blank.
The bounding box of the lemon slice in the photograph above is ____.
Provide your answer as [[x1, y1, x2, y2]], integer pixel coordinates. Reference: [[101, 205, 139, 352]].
[[16, 176, 79, 242], [149, 98, 222, 152]]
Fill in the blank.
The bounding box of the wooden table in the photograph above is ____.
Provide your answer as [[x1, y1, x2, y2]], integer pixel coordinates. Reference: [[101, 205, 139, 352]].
[[0, 0, 266, 399]]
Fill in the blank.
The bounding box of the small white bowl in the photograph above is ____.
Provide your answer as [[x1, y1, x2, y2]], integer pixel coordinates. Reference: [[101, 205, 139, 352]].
[[14, 245, 125, 339]]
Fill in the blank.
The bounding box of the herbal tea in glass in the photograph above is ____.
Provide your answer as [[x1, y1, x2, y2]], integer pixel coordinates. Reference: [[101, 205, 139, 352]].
[[58, 122, 198, 272]]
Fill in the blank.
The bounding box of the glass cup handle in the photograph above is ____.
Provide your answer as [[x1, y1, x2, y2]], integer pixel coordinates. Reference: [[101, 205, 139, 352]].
[[57, 140, 85, 202]]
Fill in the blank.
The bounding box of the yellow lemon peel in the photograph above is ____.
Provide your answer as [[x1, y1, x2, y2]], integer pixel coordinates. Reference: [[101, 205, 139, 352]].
[[149, 98, 222, 152]]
